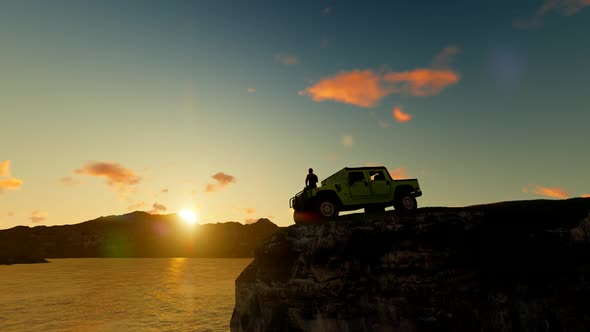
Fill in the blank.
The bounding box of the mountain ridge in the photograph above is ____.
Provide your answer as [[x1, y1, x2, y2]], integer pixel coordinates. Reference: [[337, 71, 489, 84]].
[[0, 212, 280, 258], [1, 211, 272, 230]]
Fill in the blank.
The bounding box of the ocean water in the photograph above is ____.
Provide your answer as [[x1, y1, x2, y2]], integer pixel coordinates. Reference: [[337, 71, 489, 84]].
[[0, 258, 252, 332]]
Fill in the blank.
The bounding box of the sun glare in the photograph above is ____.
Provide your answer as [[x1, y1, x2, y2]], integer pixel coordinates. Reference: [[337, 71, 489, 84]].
[[178, 209, 198, 224]]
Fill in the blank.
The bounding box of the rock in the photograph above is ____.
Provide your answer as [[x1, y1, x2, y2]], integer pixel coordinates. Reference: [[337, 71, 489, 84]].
[[0, 256, 49, 265], [231, 198, 590, 331]]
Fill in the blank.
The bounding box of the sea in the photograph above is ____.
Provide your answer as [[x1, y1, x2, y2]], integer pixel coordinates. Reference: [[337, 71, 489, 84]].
[[0, 258, 253, 332]]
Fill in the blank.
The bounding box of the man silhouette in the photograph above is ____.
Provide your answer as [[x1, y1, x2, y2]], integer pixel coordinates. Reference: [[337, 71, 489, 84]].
[[305, 168, 318, 190]]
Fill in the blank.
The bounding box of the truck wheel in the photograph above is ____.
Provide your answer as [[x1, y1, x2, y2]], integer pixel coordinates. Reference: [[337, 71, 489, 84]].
[[318, 199, 339, 218], [395, 194, 417, 211]]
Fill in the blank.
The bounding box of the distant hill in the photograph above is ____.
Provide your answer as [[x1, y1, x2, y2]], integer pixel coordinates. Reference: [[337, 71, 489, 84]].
[[0, 212, 280, 258]]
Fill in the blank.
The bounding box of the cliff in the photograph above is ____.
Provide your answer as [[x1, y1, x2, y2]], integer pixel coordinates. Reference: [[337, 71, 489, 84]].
[[0, 212, 279, 258], [231, 198, 590, 331]]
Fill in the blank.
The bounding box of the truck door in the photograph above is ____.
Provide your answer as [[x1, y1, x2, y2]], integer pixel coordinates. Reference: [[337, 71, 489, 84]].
[[369, 170, 391, 201], [348, 171, 371, 198]]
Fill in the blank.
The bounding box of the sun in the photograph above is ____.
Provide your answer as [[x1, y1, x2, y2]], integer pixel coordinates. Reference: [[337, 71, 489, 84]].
[[178, 209, 198, 224]]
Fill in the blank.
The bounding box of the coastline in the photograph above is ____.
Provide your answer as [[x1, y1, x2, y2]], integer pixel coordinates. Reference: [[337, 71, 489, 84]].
[[0, 256, 50, 265]]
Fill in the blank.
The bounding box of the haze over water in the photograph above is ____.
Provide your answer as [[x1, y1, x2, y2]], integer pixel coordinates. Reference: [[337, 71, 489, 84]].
[[1, 258, 252, 332]]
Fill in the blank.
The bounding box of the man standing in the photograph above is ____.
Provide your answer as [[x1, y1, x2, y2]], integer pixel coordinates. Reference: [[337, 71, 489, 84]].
[[305, 168, 318, 190]]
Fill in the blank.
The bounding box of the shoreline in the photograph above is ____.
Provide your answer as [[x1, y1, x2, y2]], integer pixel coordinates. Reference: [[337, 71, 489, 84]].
[[0, 256, 50, 265]]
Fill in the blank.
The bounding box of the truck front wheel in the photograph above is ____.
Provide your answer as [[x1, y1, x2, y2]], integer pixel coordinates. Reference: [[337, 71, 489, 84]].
[[318, 199, 339, 218]]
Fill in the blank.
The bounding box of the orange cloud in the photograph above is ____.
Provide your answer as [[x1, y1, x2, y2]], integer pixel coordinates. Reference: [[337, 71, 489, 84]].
[[301, 48, 460, 107], [274, 53, 299, 65], [61, 176, 82, 186], [31, 210, 48, 223], [75, 161, 141, 188], [204, 172, 236, 192], [581, 194, 590, 198], [301, 70, 391, 107], [0, 160, 23, 192], [514, 0, 590, 29], [0, 160, 10, 177], [0, 178, 23, 191], [244, 208, 256, 214], [383, 69, 460, 96], [393, 106, 412, 123], [161, 188, 168, 193], [522, 184, 569, 199], [389, 167, 408, 180], [148, 202, 166, 214], [247, 88, 256, 93], [213, 172, 235, 184]]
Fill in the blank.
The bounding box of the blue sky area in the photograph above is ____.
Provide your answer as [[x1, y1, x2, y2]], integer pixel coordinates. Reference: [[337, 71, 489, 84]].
[[1, 0, 589, 227]]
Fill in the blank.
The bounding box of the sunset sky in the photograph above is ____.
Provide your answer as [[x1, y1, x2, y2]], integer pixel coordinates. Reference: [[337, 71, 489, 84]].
[[1, 1, 589, 228]]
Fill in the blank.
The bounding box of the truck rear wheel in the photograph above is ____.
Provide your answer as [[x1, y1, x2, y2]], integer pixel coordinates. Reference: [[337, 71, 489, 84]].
[[395, 193, 417, 211]]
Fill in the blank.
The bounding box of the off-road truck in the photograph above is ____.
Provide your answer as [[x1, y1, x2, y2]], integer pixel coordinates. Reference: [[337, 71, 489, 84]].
[[289, 166, 422, 224]]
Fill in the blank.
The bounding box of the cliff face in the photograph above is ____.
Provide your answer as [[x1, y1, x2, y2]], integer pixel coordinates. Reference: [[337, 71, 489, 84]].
[[0, 212, 279, 258], [231, 198, 590, 332]]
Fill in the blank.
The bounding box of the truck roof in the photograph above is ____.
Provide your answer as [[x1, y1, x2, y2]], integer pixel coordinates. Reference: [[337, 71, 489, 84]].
[[321, 166, 389, 184], [342, 166, 388, 171]]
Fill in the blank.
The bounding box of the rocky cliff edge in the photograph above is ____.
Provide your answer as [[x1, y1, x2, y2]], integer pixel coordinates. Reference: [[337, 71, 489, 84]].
[[231, 198, 590, 331]]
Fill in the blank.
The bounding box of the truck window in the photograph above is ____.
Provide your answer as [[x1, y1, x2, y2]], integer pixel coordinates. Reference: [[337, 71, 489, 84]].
[[369, 170, 386, 181], [348, 172, 366, 184]]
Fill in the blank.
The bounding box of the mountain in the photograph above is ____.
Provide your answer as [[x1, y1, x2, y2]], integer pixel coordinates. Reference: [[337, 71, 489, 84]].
[[0, 212, 279, 258], [231, 198, 590, 331]]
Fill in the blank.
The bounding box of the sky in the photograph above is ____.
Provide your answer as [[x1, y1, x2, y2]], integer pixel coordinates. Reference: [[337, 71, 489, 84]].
[[1, 0, 589, 228]]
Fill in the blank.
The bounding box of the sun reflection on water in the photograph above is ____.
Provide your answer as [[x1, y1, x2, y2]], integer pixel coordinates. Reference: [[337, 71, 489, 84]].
[[167, 257, 186, 276]]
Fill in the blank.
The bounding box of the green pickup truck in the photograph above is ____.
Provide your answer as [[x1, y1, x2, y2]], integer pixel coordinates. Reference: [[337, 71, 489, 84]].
[[289, 166, 422, 224]]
